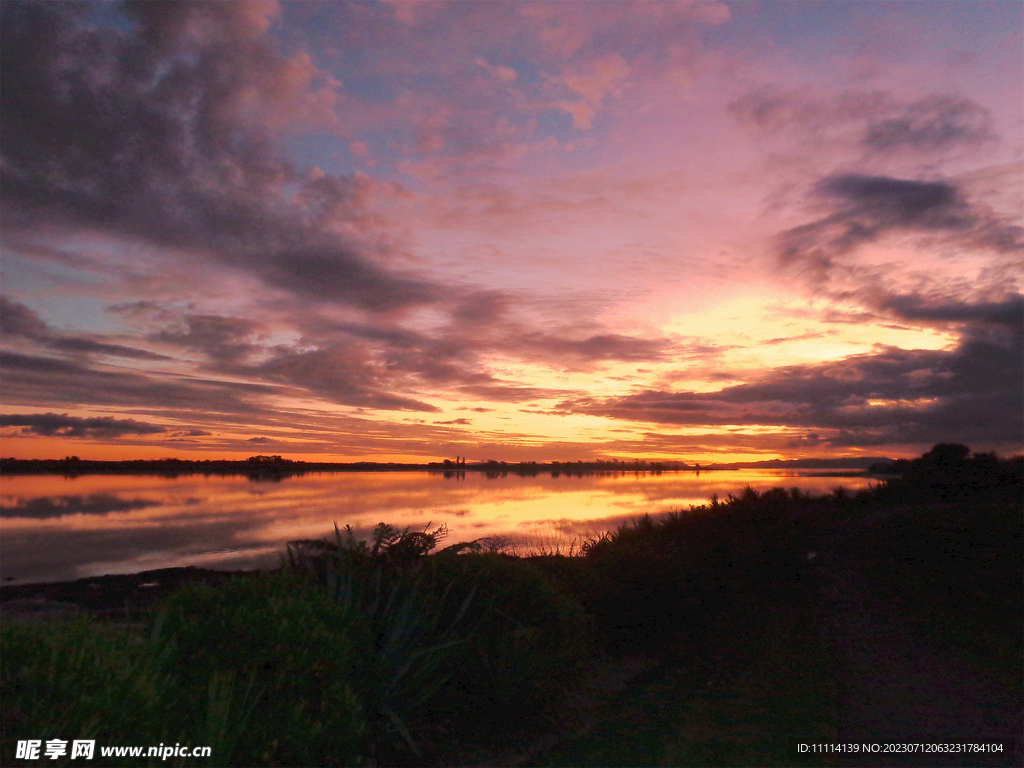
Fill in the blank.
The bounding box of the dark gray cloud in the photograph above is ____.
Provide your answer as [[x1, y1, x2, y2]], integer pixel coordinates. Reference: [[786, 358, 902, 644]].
[[779, 173, 1023, 283], [881, 293, 1024, 329], [515, 332, 673, 364], [0, 295, 49, 339], [729, 89, 996, 155], [46, 337, 172, 360], [453, 291, 510, 325], [818, 175, 966, 227], [255, 245, 444, 312], [0, 350, 273, 415], [457, 383, 573, 403], [253, 346, 440, 412], [730, 88, 887, 132], [862, 95, 995, 152], [152, 314, 261, 364], [558, 335, 1022, 449], [0, 412, 168, 438], [0, 1, 439, 312]]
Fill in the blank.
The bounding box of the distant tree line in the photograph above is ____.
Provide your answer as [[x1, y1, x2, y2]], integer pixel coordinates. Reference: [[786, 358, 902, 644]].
[[0, 456, 431, 480]]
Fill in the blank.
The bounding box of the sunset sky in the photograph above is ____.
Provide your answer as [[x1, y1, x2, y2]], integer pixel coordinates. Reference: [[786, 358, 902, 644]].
[[1, 0, 1021, 463]]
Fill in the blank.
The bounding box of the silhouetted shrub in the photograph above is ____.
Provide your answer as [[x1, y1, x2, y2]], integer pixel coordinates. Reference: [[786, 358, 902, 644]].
[[284, 524, 591, 761], [423, 552, 592, 745], [876, 444, 1022, 503]]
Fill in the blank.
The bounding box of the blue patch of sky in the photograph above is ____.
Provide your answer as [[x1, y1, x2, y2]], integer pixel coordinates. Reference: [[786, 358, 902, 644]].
[[704, 2, 869, 62], [274, 3, 410, 105], [0, 259, 35, 298], [339, 73, 406, 105], [282, 133, 351, 176], [533, 108, 579, 141], [0, 259, 125, 334], [282, 130, 415, 184], [47, 296, 126, 336], [489, 56, 543, 87], [706, 0, 1018, 64], [85, 1, 134, 34], [8, 284, 124, 336], [2, 251, 103, 293]]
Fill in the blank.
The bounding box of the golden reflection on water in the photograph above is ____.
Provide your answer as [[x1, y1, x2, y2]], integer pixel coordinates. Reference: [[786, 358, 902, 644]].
[[0, 470, 875, 584]]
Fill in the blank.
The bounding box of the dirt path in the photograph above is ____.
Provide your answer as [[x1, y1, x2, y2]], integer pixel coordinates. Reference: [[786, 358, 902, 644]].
[[812, 518, 1022, 767]]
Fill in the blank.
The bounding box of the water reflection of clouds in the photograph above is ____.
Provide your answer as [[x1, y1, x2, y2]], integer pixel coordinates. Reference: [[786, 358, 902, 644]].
[[2, 516, 281, 584], [1, 494, 163, 518], [0, 470, 875, 584]]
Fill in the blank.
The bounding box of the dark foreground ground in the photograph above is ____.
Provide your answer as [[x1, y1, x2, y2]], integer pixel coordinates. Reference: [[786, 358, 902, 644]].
[[475, 501, 1019, 768], [0, 567, 256, 623], [3, 499, 1020, 768]]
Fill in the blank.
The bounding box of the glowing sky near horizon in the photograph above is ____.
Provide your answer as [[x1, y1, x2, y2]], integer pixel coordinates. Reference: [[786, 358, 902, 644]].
[[1, 0, 1021, 463]]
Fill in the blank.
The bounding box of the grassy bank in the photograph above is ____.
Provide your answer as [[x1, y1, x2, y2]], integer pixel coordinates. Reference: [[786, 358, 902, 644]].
[[2, 447, 1020, 766]]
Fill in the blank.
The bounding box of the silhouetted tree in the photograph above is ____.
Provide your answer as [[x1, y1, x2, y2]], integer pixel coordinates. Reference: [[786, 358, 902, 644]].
[[920, 443, 970, 469]]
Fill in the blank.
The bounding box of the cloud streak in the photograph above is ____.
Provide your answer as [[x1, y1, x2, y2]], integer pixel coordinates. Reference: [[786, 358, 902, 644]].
[[0, 413, 168, 439], [779, 174, 1022, 282], [730, 91, 996, 155], [559, 331, 1023, 448]]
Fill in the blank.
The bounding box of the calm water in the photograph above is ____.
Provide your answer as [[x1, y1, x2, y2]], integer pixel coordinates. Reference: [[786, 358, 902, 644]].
[[0, 469, 875, 584]]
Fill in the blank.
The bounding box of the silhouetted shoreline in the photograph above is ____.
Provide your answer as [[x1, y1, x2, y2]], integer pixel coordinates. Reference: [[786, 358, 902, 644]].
[[0, 454, 897, 479], [0, 455, 431, 479]]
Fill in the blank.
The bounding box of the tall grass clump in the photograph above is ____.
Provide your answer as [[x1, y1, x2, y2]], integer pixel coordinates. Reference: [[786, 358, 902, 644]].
[[286, 523, 592, 761], [156, 572, 367, 767], [2, 578, 369, 767], [283, 522, 475, 760], [426, 549, 592, 743], [1, 618, 169, 765]]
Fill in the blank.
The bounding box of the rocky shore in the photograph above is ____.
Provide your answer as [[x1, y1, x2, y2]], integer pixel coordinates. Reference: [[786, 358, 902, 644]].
[[0, 566, 261, 623]]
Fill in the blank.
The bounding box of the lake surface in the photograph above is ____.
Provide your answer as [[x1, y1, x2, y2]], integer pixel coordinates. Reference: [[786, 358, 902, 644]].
[[0, 469, 876, 584]]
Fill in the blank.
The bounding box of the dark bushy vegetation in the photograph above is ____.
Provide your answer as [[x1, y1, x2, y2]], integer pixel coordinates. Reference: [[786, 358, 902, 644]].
[[871, 443, 1023, 502], [1, 619, 171, 762], [2, 445, 1020, 766], [158, 574, 367, 766], [2, 523, 592, 766], [559, 446, 1020, 655], [283, 523, 592, 763]]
